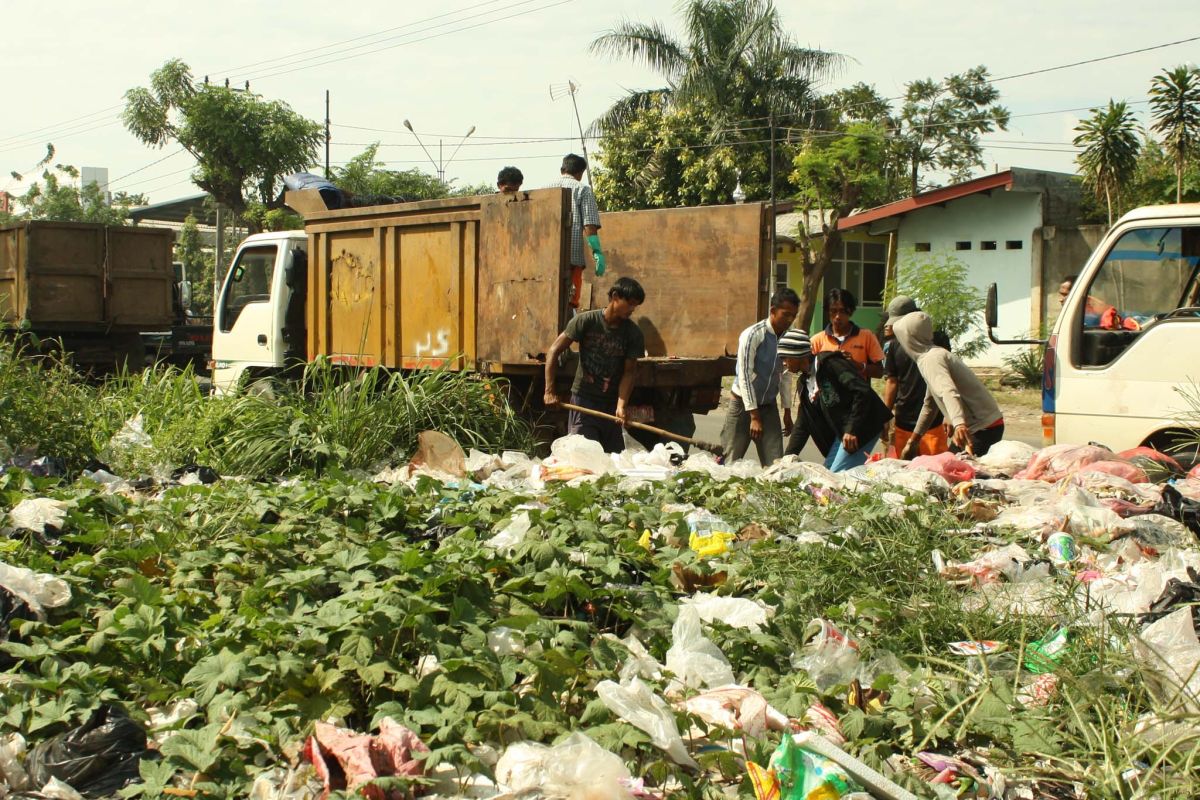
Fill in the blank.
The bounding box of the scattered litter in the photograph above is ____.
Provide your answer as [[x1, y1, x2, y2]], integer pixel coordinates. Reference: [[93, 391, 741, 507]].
[[495, 732, 634, 800], [8, 498, 67, 534], [665, 605, 735, 691], [680, 591, 775, 632], [792, 619, 860, 691], [485, 511, 532, 553], [907, 451, 975, 484], [303, 718, 429, 800], [680, 685, 789, 739], [597, 678, 698, 767], [0, 561, 71, 620], [948, 640, 1003, 657], [24, 705, 153, 799]]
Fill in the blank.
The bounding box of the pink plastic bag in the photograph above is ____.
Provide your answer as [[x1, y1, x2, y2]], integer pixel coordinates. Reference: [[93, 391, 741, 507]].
[[1118, 447, 1183, 473], [304, 719, 429, 800], [1077, 460, 1149, 484], [1014, 444, 1114, 482], [907, 452, 975, 484], [1190, 464, 1200, 480]]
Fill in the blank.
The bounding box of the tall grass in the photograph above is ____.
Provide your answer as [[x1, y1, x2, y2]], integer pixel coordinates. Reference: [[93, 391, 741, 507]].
[[0, 342, 99, 470]]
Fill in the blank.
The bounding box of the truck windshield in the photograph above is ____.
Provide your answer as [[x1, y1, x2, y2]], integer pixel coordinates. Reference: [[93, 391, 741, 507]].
[[220, 245, 277, 332], [1078, 225, 1200, 366]]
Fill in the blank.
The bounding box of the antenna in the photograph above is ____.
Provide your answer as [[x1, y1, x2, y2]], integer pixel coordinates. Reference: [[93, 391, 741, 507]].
[[550, 79, 591, 186]]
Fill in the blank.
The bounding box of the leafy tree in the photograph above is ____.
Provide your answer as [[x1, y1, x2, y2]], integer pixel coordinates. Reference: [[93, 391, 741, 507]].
[[589, 0, 839, 204], [787, 120, 892, 328], [891, 252, 987, 359], [7, 164, 136, 225], [333, 144, 468, 201], [894, 66, 1010, 196], [593, 94, 741, 209], [176, 213, 216, 315], [1073, 100, 1141, 226], [1124, 135, 1200, 210], [122, 59, 322, 229], [1148, 64, 1200, 203]]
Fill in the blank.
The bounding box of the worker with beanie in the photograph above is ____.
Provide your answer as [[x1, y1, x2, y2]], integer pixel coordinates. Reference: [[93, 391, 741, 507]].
[[779, 328, 893, 472]]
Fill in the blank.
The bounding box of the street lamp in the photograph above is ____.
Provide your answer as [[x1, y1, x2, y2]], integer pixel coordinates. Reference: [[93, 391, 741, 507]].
[[403, 120, 476, 187]]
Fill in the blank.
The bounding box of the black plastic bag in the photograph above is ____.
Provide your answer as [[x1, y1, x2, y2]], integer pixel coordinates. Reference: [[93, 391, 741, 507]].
[[1154, 484, 1200, 537], [24, 705, 154, 798]]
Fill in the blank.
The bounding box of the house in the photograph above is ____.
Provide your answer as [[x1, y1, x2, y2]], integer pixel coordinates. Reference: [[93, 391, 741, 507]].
[[774, 211, 892, 334], [837, 168, 1107, 365]]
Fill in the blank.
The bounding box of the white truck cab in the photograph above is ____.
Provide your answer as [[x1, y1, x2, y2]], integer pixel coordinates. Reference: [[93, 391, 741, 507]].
[[988, 204, 1200, 458], [211, 231, 308, 393]]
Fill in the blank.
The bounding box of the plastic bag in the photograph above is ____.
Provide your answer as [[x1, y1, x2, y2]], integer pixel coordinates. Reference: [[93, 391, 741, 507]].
[[8, 498, 68, 534], [485, 511, 532, 553], [495, 733, 634, 800], [607, 633, 663, 683], [1154, 484, 1200, 537], [547, 434, 614, 476], [977, 440, 1038, 476], [596, 678, 698, 768], [679, 686, 789, 739], [100, 414, 153, 473], [304, 718, 428, 800], [680, 591, 775, 633], [1014, 443, 1114, 482], [1076, 460, 1149, 484], [408, 430, 466, 479], [1134, 607, 1200, 712], [0, 732, 31, 793], [907, 452, 975, 484], [25, 705, 153, 798], [792, 619, 860, 691], [0, 561, 71, 620], [664, 605, 735, 691], [767, 733, 860, 799], [247, 763, 322, 800]]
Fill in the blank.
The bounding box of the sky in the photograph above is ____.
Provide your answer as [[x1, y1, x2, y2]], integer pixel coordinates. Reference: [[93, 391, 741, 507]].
[[2, 0, 1198, 206]]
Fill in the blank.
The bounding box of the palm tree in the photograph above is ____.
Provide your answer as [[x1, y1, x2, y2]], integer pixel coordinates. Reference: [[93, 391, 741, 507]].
[[1148, 65, 1200, 203], [588, 0, 840, 141], [1074, 101, 1141, 226]]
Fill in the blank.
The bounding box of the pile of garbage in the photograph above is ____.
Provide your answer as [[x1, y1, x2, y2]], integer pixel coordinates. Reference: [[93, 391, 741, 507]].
[[1, 432, 1199, 799]]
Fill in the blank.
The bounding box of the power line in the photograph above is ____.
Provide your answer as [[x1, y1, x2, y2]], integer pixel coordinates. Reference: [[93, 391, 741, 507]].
[[988, 35, 1200, 83], [0, 104, 122, 147], [107, 148, 187, 187]]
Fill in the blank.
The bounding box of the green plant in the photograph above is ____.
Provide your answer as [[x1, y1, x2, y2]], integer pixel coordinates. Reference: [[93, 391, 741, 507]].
[[0, 340, 101, 470], [891, 252, 987, 359], [1001, 336, 1045, 389]]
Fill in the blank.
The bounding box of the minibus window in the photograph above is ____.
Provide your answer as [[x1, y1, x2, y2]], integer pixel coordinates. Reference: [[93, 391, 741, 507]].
[[1078, 226, 1200, 367]]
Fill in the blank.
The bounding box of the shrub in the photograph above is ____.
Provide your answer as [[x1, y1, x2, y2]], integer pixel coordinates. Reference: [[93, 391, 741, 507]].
[[891, 252, 987, 359], [0, 341, 100, 470], [1002, 342, 1045, 388]]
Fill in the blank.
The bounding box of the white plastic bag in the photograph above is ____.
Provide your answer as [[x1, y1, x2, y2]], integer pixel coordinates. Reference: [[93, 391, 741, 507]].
[[664, 605, 735, 691], [679, 685, 789, 739], [792, 619, 860, 691], [496, 733, 634, 800], [485, 512, 531, 553], [680, 591, 775, 633], [101, 413, 154, 471], [0, 732, 30, 793], [596, 678, 698, 768], [0, 561, 71, 620], [1134, 607, 1200, 712], [548, 434, 615, 476], [8, 497, 67, 533], [606, 633, 663, 683], [977, 440, 1038, 476]]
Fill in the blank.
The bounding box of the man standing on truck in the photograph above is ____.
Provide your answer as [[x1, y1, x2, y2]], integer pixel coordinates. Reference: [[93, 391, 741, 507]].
[[543, 277, 646, 453], [545, 154, 604, 312], [721, 288, 800, 466], [497, 166, 524, 193]]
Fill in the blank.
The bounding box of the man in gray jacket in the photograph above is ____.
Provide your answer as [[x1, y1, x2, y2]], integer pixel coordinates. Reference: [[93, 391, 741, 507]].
[[892, 311, 1004, 457]]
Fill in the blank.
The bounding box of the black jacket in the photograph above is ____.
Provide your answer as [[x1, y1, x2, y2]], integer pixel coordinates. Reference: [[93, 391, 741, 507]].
[[787, 352, 893, 455]]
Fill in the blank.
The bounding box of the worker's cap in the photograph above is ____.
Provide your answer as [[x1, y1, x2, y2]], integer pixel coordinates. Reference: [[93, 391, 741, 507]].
[[777, 329, 812, 358], [886, 295, 920, 328]]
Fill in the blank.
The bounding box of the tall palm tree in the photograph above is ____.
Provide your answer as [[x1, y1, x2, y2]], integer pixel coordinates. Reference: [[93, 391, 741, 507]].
[[588, 0, 840, 138], [1074, 100, 1141, 226], [1148, 65, 1200, 203]]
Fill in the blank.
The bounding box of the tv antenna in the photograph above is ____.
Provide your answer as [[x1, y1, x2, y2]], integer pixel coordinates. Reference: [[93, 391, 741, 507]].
[[550, 79, 591, 186]]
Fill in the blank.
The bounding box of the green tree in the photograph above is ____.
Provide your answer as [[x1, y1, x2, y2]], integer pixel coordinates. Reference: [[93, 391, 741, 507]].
[[589, 0, 840, 204], [1073, 100, 1141, 226], [122, 59, 322, 229], [333, 143, 463, 200], [1124, 135, 1200, 210], [176, 213, 215, 315], [891, 252, 987, 360], [1148, 64, 1200, 204], [9, 164, 136, 225], [788, 120, 893, 328], [895, 66, 1010, 196]]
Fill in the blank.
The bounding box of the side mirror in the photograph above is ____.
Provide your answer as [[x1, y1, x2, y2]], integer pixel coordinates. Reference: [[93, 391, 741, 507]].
[[179, 280, 193, 312], [985, 283, 998, 329]]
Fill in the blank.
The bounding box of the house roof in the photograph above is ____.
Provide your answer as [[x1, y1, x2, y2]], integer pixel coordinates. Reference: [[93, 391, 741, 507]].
[[837, 167, 1082, 232], [838, 171, 1015, 231], [129, 193, 215, 225]]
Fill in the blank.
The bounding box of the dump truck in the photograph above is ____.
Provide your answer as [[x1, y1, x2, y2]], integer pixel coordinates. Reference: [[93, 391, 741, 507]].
[[210, 188, 775, 442], [141, 261, 214, 373], [0, 220, 178, 370]]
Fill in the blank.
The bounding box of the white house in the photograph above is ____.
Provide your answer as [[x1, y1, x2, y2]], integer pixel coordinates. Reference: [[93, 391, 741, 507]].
[[838, 168, 1104, 366]]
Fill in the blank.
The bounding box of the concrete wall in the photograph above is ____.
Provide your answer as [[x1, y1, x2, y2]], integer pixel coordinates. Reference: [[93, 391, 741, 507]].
[[894, 190, 1043, 366], [1037, 223, 1108, 330]]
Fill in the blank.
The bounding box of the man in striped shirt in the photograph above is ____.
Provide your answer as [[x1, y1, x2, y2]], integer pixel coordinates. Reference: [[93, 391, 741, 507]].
[[545, 154, 604, 312], [720, 288, 800, 465]]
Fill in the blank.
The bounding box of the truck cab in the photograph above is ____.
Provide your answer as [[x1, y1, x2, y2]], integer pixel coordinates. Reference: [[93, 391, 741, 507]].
[[211, 231, 307, 392], [989, 203, 1200, 458]]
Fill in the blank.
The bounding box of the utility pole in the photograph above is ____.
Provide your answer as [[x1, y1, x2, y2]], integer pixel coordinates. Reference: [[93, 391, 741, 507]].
[[769, 109, 777, 274], [324, 90, 331, 179]]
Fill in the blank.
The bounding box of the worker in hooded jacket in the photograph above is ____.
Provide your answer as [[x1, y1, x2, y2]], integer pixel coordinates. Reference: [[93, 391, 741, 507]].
[[891, 311, 1005, 458]]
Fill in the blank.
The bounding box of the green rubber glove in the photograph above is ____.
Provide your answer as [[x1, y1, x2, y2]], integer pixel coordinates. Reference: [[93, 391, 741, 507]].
[[586, 234, 606, 276]]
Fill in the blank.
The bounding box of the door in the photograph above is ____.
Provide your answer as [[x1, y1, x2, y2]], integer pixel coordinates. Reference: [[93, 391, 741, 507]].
[[212, 242, 284, 377], [1054, 223, 1200, 449]]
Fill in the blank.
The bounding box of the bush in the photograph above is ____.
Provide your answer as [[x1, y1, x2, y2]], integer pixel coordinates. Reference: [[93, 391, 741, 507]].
[[891, 252, 987, 359], [1002, 343, 1045, 388], [0, 341, 100, 470]]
